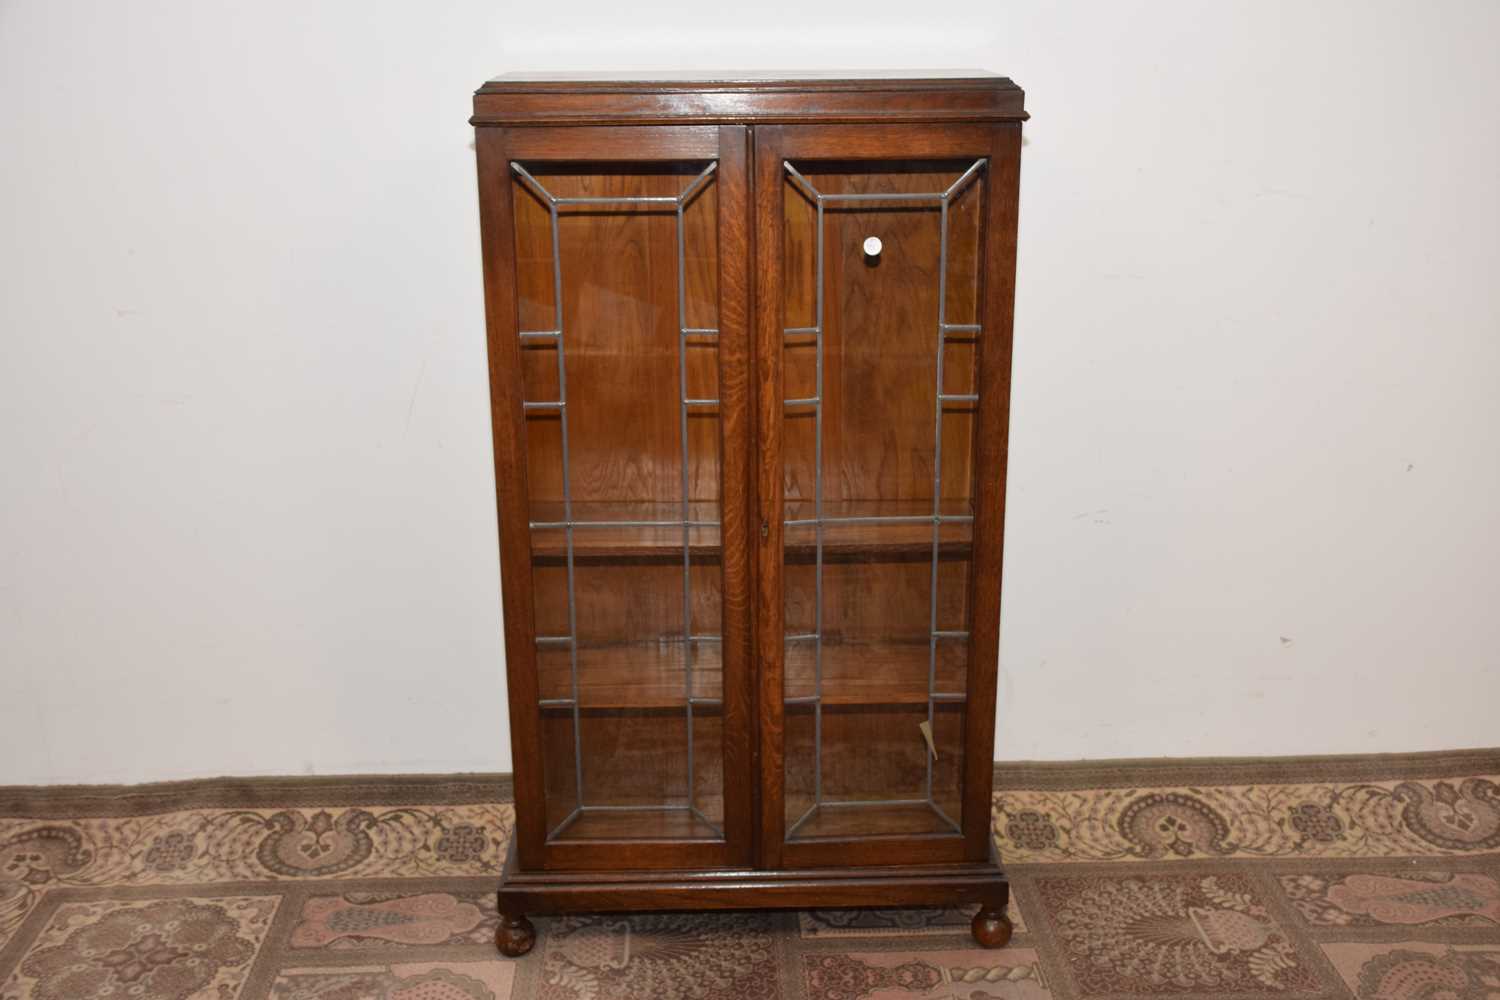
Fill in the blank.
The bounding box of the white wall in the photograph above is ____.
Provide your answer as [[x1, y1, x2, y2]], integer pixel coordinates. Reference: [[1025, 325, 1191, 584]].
[[2, 1, 1497, 785]]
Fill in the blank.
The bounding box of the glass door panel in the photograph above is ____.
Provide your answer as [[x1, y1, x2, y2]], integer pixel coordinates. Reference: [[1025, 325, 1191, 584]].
[[780, 157, 986, 844], [513, 159, 725, 843]]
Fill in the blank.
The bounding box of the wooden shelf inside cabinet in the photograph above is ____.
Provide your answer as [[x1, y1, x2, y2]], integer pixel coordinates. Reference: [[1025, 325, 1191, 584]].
[[783, 500, 976, 560], [525, 501, 977, 560], [785, 639, 967, 706], [550, 801, 726, 843], [537, 640, 725, 709], [787, 800, 962, 841], [534, 638, 966, 710], [528, 502, 724, 559]]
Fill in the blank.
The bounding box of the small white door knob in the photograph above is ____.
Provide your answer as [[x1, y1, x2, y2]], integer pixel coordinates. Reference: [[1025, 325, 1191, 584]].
[[862, 236, 883, 257]]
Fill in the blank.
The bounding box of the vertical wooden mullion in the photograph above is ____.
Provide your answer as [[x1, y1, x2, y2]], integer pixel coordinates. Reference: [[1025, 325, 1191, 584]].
[[962, 123, 1022, 858], [716, 124, 755, 866], [753, 126, 787, 869], [476, 125, 548, 868]]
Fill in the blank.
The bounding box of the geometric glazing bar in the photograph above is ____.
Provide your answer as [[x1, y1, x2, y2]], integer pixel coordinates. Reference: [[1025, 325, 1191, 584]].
[[676, 158, 720, 838], [782, 158, 987, 208], [783, 162, 820, 203], [511, 160, 719, 210], [932, 800, 962, 835], [822, 192, 944, 203], [547, 805, 582, 841], [786, 803, 818, 841], [943, 159, 988, 200], [784, 514, 974, 527], [556, 194, 678, 206], [511, 158, 580, 819], [822, 798, 933, 809], [782, 160, 828, 829]]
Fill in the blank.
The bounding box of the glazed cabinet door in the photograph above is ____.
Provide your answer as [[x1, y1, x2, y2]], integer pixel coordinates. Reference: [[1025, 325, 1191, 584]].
[[478, 125, 753, 871], [754, 125, 1021, 868]]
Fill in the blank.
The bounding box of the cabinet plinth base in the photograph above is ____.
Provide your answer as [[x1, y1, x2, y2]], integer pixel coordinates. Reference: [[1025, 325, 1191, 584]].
[[495, 838, 1009, 956]]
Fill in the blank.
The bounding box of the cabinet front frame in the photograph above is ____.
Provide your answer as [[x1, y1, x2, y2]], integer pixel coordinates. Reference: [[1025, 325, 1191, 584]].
[[752, 123, 1021, 869], [477, 123, 756, 872]]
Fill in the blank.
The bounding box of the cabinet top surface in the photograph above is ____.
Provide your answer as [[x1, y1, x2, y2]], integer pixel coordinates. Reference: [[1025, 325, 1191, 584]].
[[483, 69, 1007, 84], [472, 70, 1025, 126]]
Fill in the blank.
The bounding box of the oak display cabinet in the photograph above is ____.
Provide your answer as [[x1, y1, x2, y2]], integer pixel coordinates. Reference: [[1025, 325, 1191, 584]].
[[471, 72, 1026, 957]]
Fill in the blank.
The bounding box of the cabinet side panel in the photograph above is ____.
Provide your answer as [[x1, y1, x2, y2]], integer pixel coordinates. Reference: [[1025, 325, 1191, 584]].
[[963, 124, 1022, 858], [476, 126, 547, 866]]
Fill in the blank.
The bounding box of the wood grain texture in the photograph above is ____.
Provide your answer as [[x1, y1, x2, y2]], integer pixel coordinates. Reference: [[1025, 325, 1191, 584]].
[[478, 76, 1023, 929], [475, 126, 547, 869], [473, 76, 1026, 127], [759, 123, 1006, 870], [971, 897, 1015, 949], [495, 913, 536, 957], [492, 126, 757, 872], [752, 125, 788, 871], [502, 124, 720, 160], [716, 124, 756, 866], [962, 124, 1022, 861], [498, 835, 1007, 913]]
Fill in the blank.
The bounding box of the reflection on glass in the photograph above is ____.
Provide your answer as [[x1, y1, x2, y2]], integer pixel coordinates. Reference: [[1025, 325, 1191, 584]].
[[513, 160, 724, 843], [781, 158, 987, 842]]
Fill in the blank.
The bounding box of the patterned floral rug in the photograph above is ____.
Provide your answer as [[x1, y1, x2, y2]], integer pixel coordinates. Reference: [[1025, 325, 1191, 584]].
[[1, 749, 1497, 1000]]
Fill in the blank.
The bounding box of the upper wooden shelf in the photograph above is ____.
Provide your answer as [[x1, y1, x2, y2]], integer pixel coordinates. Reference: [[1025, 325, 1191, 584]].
[[537, 640, 724, 708], [472, 72, 1026, 127]]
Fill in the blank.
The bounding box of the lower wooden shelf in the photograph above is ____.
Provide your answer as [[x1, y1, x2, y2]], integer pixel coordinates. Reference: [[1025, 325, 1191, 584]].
[[548, 804, 724, 843], [785, 799, 961, 841], [537, 638, 967, 709]]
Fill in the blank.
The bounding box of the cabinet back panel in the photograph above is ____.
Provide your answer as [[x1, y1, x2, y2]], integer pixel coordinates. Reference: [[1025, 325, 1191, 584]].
[[782, 162, 982, 508], [514, 164, 721, 507]]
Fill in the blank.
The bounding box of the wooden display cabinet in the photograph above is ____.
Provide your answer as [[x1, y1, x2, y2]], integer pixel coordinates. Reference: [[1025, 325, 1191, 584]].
[[471, 72, 1026, 957]]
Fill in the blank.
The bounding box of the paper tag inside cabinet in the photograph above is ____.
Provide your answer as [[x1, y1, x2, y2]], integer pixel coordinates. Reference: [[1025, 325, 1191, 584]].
[[918, 720, 938, 761]]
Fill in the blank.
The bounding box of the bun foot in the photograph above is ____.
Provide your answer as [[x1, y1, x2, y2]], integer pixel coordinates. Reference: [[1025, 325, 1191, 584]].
[[971, 905, 1013, 949], [496, 913, 536, 957]]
